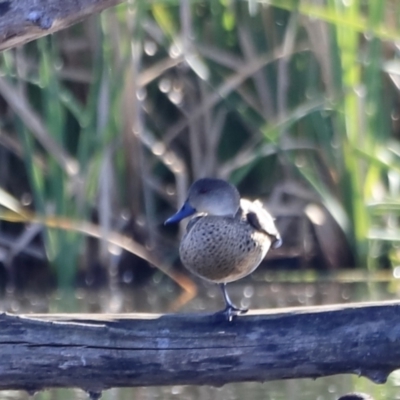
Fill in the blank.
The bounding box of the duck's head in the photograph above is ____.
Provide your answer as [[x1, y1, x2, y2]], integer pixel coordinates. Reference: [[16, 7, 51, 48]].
[[337, 394, 373, 400], [164, 178, 240, 225]]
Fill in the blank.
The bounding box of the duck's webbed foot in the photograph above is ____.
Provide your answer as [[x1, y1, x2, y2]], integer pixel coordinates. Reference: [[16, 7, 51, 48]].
[[218, 283, 248, 321], [220, 304, 248, 321]]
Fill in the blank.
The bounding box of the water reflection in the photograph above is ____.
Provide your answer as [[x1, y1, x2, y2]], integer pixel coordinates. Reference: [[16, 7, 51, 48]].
[[1, 271, 400, 400]]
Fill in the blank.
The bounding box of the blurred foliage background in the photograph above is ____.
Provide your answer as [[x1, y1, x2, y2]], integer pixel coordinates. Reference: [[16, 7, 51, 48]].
[[0, 0, 400, 295]]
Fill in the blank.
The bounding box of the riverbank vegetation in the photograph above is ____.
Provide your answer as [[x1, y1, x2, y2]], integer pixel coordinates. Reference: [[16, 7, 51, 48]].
[[0, 1, 399, 290]]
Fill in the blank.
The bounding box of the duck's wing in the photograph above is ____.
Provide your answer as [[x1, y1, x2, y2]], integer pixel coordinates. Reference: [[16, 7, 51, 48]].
[[240, 199, 282, 248]]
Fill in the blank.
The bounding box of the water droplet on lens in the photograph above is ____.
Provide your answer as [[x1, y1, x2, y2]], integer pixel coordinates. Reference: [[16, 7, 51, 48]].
[[243, 285, 254, 298]]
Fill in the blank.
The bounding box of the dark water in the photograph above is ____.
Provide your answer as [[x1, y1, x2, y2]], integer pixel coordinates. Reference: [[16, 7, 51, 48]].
[[1, 270, 400, 400]]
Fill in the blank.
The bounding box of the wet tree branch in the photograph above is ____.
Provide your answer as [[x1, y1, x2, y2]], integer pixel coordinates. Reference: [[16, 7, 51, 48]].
[[0, 0, 125, 52], [0, 302, 399, 392]]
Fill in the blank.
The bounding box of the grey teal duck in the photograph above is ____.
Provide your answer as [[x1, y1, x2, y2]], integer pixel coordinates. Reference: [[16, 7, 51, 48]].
[[165, 178, 282, 319]]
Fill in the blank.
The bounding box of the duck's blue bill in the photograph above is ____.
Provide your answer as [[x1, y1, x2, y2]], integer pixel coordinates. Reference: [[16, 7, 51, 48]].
[[164, 201, 196, 225]]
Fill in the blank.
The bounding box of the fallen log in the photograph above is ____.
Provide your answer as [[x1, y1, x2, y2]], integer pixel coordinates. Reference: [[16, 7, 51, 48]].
[[1, 301, 400, 393], [0, 0, 125, 51]]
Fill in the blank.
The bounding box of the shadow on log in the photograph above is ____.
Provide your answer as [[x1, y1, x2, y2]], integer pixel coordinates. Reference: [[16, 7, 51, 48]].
[[1, 301, 400, 392], [0, 0, 125, 51]]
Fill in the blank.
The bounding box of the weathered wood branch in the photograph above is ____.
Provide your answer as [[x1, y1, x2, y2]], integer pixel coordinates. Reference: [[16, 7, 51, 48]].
[[1, 301, 400, 392], [0, 0, 125, 52]]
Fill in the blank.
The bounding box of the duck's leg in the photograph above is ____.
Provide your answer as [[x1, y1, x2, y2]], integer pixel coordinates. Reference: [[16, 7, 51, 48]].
[[219, 283, 248, 320]]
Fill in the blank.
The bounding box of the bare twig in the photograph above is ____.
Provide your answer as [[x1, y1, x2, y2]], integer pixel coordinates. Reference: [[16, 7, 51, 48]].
[[163, 43, 310, 145], [0, 0, 126, 51], [0, 210, 197, 309], [0, 76, 78, 177]]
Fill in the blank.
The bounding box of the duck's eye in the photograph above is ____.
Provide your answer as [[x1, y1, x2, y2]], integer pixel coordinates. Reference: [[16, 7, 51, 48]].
[[198, 188, 209, 194]]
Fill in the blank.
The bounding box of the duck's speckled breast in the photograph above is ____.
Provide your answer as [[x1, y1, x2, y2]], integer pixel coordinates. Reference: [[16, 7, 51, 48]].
[[179, 215, 271, 283]]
